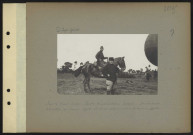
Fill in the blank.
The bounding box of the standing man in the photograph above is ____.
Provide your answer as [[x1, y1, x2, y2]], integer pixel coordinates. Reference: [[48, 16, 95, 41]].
[[95, 46, 108, 66], [80, 62, 83, 67], [145, 65, 151, 81], [102, 57, 120, 95], [73, 61, 78, 71], [148, 65, 151, 71]]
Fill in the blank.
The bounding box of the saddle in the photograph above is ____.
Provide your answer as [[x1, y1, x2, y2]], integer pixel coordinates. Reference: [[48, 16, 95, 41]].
[[94, 61, 105, 77], [97, 60, 107, 68]]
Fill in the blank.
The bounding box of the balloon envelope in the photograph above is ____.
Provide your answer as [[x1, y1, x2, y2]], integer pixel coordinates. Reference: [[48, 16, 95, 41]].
[[144, 34, 158, 66]]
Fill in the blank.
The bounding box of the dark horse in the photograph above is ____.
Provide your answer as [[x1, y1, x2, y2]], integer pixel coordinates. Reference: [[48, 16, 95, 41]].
[[74, 57, 126, 93]]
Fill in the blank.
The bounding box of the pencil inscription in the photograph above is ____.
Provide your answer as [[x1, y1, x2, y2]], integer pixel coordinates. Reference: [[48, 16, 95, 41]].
[[170, 28, 175, 37], [45, 100, 160, 111], [56, 27, 80, 33], [164, 5, 177, 14]]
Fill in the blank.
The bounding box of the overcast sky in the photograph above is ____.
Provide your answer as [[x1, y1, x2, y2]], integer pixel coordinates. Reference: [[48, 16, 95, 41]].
[[57, 34, 158, 71]]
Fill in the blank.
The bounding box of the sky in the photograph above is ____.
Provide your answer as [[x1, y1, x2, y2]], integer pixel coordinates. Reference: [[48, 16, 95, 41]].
[[57, 34, 158, 71]]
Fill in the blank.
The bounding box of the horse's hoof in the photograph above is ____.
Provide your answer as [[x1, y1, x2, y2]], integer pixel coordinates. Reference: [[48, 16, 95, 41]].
[[84, 90, 88, 93]]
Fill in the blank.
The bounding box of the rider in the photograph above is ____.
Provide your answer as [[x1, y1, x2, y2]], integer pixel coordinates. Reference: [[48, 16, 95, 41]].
[[95, 46, 108, 67], [95, 46, 108, 76]]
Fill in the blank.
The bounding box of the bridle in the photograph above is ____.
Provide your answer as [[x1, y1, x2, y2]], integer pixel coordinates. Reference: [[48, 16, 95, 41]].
[[115, 57, 126, 71]]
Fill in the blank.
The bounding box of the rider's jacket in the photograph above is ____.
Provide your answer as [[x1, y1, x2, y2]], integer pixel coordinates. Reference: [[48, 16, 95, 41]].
[[95, 50, 107, 61]]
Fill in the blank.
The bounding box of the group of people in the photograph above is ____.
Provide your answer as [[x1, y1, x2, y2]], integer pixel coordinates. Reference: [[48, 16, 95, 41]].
[[72, 61, 83, 71], [145, 65, 158, 81]]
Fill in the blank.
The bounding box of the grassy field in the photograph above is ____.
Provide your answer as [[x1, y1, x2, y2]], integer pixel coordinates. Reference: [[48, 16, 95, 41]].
[[57, 73, 158, 95]]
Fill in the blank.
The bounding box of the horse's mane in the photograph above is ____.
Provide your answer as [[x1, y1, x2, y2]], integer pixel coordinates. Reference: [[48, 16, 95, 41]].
[[114, 57, 123, 61]]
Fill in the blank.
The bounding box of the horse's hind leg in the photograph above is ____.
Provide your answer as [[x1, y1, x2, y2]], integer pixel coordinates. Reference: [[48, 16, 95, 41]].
[[84, 77, 91, 93]]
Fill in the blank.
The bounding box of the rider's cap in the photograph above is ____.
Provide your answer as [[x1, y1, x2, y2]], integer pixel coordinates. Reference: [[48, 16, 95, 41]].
[[100, 46, 104, 49], [109, 57, 114, 61], [74, 61, 77, 63]]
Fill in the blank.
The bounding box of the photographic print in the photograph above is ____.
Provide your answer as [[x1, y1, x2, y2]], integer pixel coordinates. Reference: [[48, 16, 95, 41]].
[[57, 34, 158, 95]]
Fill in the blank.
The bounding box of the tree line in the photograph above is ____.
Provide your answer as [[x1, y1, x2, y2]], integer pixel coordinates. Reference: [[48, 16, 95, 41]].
[[57, 62, 158, 81]]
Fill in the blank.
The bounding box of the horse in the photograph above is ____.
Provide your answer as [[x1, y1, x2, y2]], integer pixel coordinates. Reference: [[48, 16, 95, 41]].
[[74, 57, 126, 93]]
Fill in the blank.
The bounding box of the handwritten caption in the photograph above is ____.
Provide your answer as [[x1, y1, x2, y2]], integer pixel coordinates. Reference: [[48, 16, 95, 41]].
[[56, 27, 80, 33], [170, 28, 175, 37], [164, 5, 177, 14], [45, 101, 160, 111]]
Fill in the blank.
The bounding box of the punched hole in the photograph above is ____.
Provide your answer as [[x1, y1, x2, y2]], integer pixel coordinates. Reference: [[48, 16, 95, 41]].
[[7, 45, 10, 49], [7, 89, 10, 92], [6, 31, 10, 35], [7, 101, 11, 105]]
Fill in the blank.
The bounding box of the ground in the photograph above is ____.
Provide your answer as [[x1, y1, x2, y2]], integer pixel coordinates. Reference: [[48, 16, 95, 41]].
[[57, 73, 158, 95]]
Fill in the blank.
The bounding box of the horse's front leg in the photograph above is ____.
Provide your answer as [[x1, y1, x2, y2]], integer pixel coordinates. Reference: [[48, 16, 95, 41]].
[[83, 78, 88, 93], [87, 77, 91, 92]]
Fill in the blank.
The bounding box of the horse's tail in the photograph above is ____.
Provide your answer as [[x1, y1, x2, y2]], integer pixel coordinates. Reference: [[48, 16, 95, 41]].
[[74, 66, 83, 77]]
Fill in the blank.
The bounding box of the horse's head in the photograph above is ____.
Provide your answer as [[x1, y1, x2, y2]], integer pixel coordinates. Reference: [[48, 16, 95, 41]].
[[115, 57, 126, 71]]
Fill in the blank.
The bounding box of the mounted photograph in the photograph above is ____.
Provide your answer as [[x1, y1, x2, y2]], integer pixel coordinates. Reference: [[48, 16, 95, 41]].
[[57, 34, 158, 95]]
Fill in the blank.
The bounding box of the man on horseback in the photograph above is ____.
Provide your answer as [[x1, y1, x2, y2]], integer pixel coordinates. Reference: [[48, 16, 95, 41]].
[[95, 46, 108, 67], [95, 46, 108, 76]]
